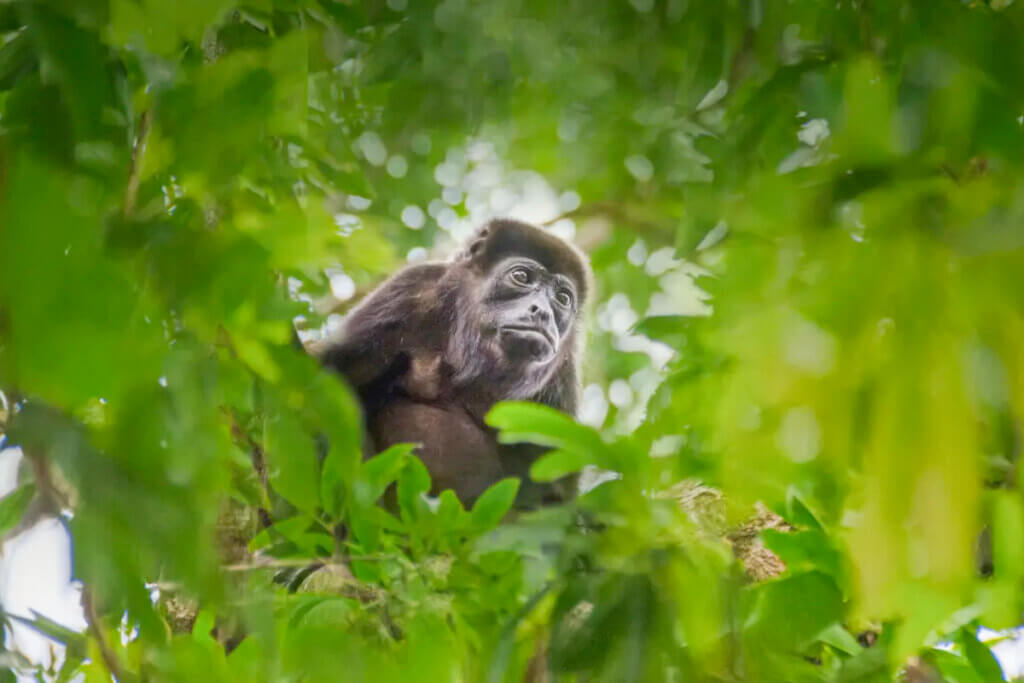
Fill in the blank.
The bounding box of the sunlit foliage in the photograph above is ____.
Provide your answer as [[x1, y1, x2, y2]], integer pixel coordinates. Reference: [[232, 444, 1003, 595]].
[[1, 0, 1024, 680]]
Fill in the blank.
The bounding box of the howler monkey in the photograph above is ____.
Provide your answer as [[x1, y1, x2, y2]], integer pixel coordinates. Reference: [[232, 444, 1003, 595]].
[[318, 218, 591, 507]]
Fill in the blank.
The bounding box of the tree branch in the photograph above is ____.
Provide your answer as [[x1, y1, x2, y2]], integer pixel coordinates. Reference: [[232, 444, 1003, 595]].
[[81, 586, 126, 682]]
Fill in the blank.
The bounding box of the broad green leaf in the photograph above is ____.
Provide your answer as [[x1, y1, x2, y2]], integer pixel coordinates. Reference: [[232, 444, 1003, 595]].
[[264, 412, 320, 511], [488, 402, 612, 478], [926, 648, 987, 683], [436, 489, 467, 536], [191, 609, 217, 643], [0, 154, 162, 407], [958, 629, 1004, 683], [227, 635, 269, 681], [354, 443, 415, 507], [469, 478, 519, 533], [760, 529, 843, 584], [298, 598, 357, 628], [816, 623, 862, 656], [743, 571, 844, 650], [349, 445, 414, 552], [785, 488, 825, 531], [530, 449, 591, 482], [488, 402, 605, 452], [838, 57, 896, 164]]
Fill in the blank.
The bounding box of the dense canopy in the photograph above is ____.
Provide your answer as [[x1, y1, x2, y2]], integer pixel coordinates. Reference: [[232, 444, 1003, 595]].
[[2, 1, 1024, 681]]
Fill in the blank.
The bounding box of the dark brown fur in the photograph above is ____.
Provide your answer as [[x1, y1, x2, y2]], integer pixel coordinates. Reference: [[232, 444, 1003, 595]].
[[319, 218, 591, 506]]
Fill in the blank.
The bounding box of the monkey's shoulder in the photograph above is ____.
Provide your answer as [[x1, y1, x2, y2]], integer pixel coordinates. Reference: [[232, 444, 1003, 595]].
[[374, 261, 448, 297], [344, 262, 448, 328]]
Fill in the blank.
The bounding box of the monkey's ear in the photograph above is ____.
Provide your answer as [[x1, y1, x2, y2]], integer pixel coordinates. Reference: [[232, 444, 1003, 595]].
[[458, 224, 491, 261]]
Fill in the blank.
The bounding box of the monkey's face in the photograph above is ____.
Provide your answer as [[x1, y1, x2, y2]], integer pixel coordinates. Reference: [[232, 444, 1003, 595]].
[[480, 257, 579, 368]]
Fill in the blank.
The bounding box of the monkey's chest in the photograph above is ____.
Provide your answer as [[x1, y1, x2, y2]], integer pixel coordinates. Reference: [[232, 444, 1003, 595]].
[[371, 398, 503, 504]]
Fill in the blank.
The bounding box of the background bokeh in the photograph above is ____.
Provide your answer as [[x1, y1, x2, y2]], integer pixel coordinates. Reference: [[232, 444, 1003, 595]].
[[2, 0, 1024, 680]]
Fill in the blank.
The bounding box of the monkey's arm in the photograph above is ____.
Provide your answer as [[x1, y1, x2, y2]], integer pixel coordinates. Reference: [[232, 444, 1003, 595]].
[[318, 263, 446, 392]]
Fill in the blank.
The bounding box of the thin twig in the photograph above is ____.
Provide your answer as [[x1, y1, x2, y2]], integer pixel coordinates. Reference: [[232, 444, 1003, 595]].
[[223, 408, 274, 529], [27, 453, 68, 513], [221, 556, 389, 572], [123, 109, 153, 218], [566, 201, 674, 242], [81, 586, 126, 682]]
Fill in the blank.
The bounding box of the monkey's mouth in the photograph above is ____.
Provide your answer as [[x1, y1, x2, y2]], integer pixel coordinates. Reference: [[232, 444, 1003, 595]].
[[501, 325, 556, 359]]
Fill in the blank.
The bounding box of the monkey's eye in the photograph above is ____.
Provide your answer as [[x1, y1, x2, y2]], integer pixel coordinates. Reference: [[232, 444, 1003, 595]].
[[510, 267, 531, 285], [555, 290, 573, 308]]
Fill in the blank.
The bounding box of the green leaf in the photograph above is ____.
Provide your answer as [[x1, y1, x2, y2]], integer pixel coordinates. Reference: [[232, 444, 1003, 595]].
[[265, 412, 320, 511], [838, 57, 896, 164], [0, 154, 163, 406], [315, 376, 364, 519], [0, 483, 35, 539], [192, 609, 217, 643], [354, 443, 415, 507], [227, 635, 268, 681], [437, 489, 468, 534], [549, 573, 656, 674], [397, 455, 432, 524], [926, 648, 987, 683], [249, 515, 332, 557], [4, 611, 88, 659], [0, 29, 36, 90], [349, 502, 402, 552], [107, 0, 235, 57], [743, 571, 844, 651], [816, 623, 862, 656], [318, 456, 347, 522], [991, 491, 1024, 580], [469, 478, 519, 533], [488, 402, 604, 451], [298, 597, 357, 628], [632, 315, 699, 349], [785, 488, 825, 531], [488, 402, 612, 477], [530, 449, 592, 482], [760, 529, 843, 583], [958, 628, 1004, 683], [348, 444, 417, 552]]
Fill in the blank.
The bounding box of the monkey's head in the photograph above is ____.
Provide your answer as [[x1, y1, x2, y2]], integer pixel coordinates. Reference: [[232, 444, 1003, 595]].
[[483, 255, 575, 365], [447, 219, 591, 399]]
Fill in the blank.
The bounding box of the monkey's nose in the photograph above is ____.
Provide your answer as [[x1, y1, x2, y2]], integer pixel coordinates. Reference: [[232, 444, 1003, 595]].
[[528, 303, 552, 322]]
